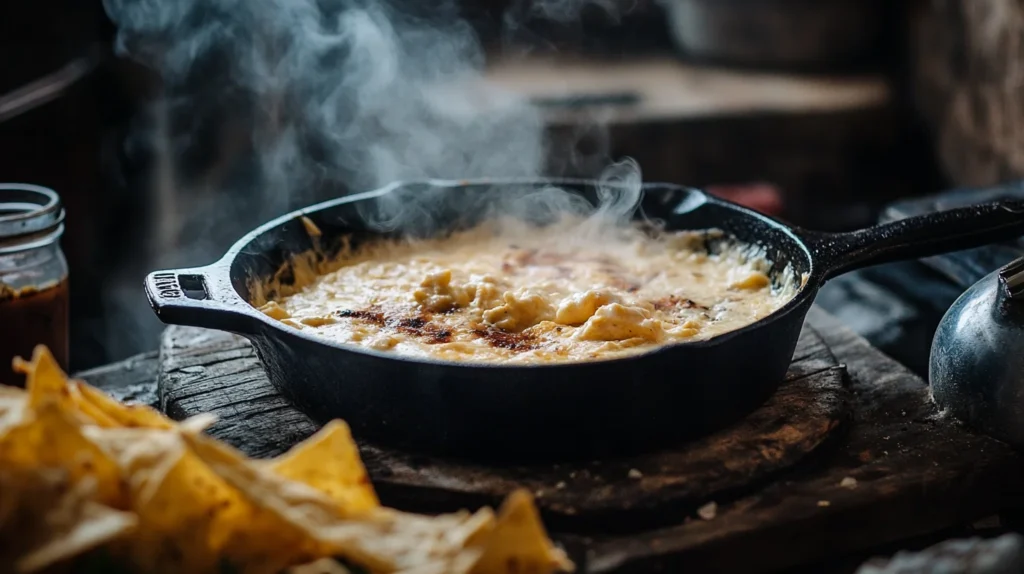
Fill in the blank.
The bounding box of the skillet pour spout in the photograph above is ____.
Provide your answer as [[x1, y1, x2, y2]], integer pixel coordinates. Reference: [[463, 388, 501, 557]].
[[144, 180, 1024, 460]]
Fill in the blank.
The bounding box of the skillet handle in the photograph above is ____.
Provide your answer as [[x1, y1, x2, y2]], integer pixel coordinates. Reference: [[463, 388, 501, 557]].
[[799, 199, 1024, 280], [144, 265, 259, 334]]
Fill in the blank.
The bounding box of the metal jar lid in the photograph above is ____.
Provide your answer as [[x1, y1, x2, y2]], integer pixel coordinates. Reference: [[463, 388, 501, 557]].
[[0, 184, 65, 251]]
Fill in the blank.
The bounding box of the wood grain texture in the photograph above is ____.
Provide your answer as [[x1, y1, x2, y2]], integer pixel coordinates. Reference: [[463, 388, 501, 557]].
[[582, 308, 1024, 574], [158, 315, 846, 532], [155, 306, 1024, 573], [355, 324, 844, 531], [74, 351, 160, 408], [486, 57, 891, 125], [910, 0, 1024, 187]]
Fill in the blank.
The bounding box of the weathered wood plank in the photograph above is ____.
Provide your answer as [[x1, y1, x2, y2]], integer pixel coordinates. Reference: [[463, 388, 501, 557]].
[[582, 307, 1024, 573], [154, 306, 1024, 573], [74, 351, 160, 408], [158, 316, 846, 531], [158, 329, 319, 459]]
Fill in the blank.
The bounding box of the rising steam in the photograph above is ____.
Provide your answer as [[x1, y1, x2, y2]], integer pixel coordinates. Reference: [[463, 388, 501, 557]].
[[104, 0, 546, 216], [101, 0, 644, 357], [104, 0, 644, 239]]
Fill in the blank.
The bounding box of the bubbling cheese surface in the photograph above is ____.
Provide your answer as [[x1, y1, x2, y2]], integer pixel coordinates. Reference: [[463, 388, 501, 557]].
[[259, 219, 800, 364]]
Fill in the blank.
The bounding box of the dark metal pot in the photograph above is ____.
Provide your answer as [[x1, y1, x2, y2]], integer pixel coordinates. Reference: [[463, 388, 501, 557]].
[[930, 257, 1024, 447], [144, 179, 1024, 460], [661, 0, 886, 71]]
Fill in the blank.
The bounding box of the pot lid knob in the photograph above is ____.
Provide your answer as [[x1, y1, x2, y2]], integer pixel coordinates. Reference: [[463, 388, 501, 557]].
[[999, 256, 1024, 301]]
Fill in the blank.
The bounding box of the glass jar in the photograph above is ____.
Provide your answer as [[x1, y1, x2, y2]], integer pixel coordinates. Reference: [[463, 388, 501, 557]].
[[0, 184, 68, 386]]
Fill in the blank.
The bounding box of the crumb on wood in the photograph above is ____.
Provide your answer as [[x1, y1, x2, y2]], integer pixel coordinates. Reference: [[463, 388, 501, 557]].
[[697, 501, 717, 520], [817, 500, 831, 507], [628, 468, 643, 479], [840, 477, 858, 489]]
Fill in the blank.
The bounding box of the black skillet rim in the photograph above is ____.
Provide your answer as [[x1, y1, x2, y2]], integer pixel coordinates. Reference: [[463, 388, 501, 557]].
[[217, 177, 822, 369]]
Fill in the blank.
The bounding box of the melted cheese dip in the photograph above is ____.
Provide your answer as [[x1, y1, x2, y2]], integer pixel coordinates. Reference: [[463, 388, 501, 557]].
[[258, 219, 799, 364]]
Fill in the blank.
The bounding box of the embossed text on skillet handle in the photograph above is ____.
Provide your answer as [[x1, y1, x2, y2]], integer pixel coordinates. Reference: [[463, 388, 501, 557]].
[[143, 265, 259, 334]]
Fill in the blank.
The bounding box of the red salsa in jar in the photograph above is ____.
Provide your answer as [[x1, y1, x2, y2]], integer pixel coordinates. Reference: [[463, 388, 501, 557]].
[[0, 184, 69, 387]]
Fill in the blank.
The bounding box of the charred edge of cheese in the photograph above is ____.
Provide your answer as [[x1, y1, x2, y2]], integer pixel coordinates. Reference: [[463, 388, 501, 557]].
[[332, 309, 455, 344]]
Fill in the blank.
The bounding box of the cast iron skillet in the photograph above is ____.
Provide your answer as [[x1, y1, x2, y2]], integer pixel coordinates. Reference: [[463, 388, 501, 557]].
[[144, 179, 1024, 460]]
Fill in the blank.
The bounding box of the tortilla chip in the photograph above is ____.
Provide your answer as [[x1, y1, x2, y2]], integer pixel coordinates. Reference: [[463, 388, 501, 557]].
[[0, 390, 27, 436], [71, 380, 173, 430], [0, 469, 134, 573], [176, 432, 334, 573], [471, 490, 574, 574], [268, 421, 379, 516], [0, 468, 66, 566], [83, 425, 268, 573], [178, 413, 219, 434], [0, 400, 126, 507], [14, 346, 78, 417], [287, 558, 354, 574], [16, 481, 137, 573], [340, 508, 493, 574], [0, 384, 25, 399], [103, 430, 241, 574], [67, 384, 121, 428], [1, 344, 575, 574]]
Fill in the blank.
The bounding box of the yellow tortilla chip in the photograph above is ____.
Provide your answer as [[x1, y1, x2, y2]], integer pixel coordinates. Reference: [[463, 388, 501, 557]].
[[268, 421, 379, 516], [2, 344, 574, 574], [287, 557, 354, 574], [178, 413, 219, 434], [0, 400, 126, 508], [0, 390, 27, 435], [471, 490, 574, 574], [14, 346, 79, 417], [16, 481, 137, 573], [104, 429, 243, 574], [97, 428, 321, 571], [177, 432, 336, 573], [0, 468, 66, 566], [68, 385, 121, 428], [188, 430, 485, 573], [0, 384, 25, 399], [0, 469, 135, 574], [344, 508, 494, 574], [71, 380, 174, 430], [12, 347, 123, 429]]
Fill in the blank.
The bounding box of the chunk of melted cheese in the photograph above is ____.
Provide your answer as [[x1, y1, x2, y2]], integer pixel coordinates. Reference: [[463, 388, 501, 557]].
[[259, 221, 800, 364]]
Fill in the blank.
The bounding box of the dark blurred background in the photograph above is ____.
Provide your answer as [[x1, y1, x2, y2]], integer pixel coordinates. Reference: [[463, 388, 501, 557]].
[[0, 0, 978, 371]]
